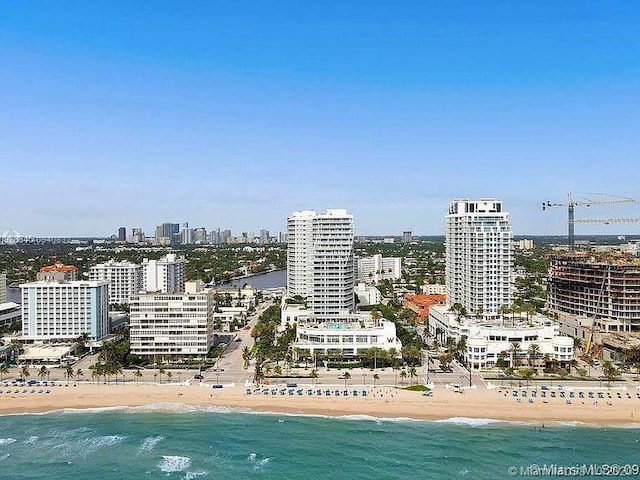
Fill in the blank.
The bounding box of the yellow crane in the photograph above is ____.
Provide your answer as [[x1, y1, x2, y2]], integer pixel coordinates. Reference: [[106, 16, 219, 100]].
[[542, 191, 638, 249]]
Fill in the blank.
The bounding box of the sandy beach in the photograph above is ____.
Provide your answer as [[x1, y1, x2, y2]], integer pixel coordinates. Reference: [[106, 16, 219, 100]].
[[1, 382, 639, 425]]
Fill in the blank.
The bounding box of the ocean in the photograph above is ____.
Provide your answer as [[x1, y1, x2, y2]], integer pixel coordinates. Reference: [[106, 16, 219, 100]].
[[0, 407, 638, 479]]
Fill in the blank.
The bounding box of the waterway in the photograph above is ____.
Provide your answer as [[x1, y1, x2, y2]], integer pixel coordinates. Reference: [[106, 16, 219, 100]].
[[218, 269, 286, 290]]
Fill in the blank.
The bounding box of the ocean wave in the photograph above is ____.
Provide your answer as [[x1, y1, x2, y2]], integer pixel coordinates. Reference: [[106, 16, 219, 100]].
[[184, 470, 208, 479], [0, 438, 16, 445], [24, 436, 39, 445], [158, 455, 191, 473], [433, 417, 510, 427], [139, 435, 164, 452], [85, 435, 126, 450]]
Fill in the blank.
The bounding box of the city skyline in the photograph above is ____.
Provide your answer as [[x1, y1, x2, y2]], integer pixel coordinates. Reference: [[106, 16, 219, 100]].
[[2, 2, 639, 236]]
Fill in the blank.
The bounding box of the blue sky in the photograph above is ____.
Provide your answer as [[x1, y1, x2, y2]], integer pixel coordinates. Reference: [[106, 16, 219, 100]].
[[1, 1, 639, 237]]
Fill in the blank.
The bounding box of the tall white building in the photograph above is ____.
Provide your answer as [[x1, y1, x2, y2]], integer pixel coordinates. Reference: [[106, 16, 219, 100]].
[[129, 290, 214, 360], [142, 253, 186, 294], [0, 273, 6, 304], [88, 260, 142, 305], [445, 198, 513, 317], [357, 254, 402, 285], [287, 209, 355, 315], [20, 280, 110, 341]]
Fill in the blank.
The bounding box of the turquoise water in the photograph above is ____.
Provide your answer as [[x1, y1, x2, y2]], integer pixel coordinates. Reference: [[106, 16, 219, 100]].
[[0, 407, 638, 479]]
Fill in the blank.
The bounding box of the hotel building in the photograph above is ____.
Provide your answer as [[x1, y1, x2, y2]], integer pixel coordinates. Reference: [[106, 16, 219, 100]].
[[445, 198, 513, 318], [284, 209, 401, 359], [36, 261, 78, 282], [287, 209, 355, 316], [20, 280, 110, 341], [88, 260, 142, 305]]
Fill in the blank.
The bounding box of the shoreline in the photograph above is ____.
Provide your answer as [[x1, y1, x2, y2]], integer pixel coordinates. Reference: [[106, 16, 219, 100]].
[[1, 383, 639, 427]]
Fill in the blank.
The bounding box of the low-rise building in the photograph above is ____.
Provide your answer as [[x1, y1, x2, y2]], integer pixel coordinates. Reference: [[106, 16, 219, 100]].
[[403, 294, 446, 324], [422, 283, 447, 296], [282, 304, 402, 360], [428, 304, 573, 370], [0, 302, 21, 327], [36, 261, 78, 282], [354, 283, 381, 306]]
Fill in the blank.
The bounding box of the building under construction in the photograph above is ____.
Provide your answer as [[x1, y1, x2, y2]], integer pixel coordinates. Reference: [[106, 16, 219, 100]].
[[548, 253, 640, 333]]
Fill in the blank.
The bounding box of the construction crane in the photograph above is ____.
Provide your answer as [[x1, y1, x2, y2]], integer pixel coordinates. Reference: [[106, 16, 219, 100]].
[[542, 191, 638, 249]]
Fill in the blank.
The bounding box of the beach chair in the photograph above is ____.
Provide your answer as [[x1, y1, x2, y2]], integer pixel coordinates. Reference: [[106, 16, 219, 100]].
[[566, 400, 572, 405], [45, 389, 50, 393], [528, 398, 534, 404], [521, 390, 527, 397], [559, 391, 565, 398], [598, 392, 604, 399], [353, 390, 358, 396], [541, 391, 546, 398], [307, 389, 313, 395], [271, 389, 277, 396], [343, 390, 349, 396], [578, 392, 584, 398], [512, 390, 518, 397], [531, 391, 537, 398], [550, 391, 556, 398], [362, 390, 368, 397], [262, 389, 269, 395], [288, 389, 294, 395], [569, 391, 575, 398], [297, 390, 303, 396], [334, 390, 340, 396], [588, 392, 594, 398]]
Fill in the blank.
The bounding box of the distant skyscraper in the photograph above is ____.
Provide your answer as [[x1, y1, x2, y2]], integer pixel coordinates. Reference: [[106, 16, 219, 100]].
[[222, 230, 232, 244], [403, 231, 412, 243], [155, 223, 179, 245], [287, 209, 355, 315], [118, 227, 126, 241], [445, 198, 513, 317], [260, 229, 269, 244]]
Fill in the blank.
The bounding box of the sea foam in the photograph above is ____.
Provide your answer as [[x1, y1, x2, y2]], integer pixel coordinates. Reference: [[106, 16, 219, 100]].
[[158, 455, 192, 473]]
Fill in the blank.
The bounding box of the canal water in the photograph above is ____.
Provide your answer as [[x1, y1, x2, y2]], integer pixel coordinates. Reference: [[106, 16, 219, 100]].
[[219, 269, 286, 290]]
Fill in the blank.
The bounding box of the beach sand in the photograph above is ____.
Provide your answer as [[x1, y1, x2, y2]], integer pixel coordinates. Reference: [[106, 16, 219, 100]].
[[1, 382, 639, 425]]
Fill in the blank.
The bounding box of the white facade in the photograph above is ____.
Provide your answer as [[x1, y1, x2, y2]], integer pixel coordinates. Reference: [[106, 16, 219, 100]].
[[354, 282, 382, 306], [422, 283, 447, 295], [142, 253, 186, 294], [357, 254, 402, 285], [20, 281, 110, 341], [428, 305, 573, 370], [0, 273, 6, 304], [129, 291, 214, 359], [287, 209, 355, 315], [445, 198, 513, 317], [88, 260, 142, 305], [292, 312, 402, 358], [0, 302, 21, 327]]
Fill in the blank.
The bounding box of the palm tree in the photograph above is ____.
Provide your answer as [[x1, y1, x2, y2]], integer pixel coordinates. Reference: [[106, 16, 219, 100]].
[[166, 371, 173, 383], [310, 369, 318, 386], [408, 366, 417, 385], [602, 360, 620, 386], [573, 337, 583, 353], [373, 373, 380, 387], [158, 367, 165, 384], [273, 365, 282, 376], [343, 371, 351, 388], [76, 368, 84, 383], [527, 344, 540, 368], [134, 370, 143, 385], [38, 366, 49, 382], [399, 369, 408, 385], [509, 342, 521, 368], [64, 365, 75, 384], [585, 355, 595, 377], [242, 346, 252, 370], [0, 364, 8, 381], [21, 365, 30, 381]]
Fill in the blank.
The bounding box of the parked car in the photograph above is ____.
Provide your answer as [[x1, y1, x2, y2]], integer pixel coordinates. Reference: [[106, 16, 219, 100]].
[[194, 374, 203, 380]]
